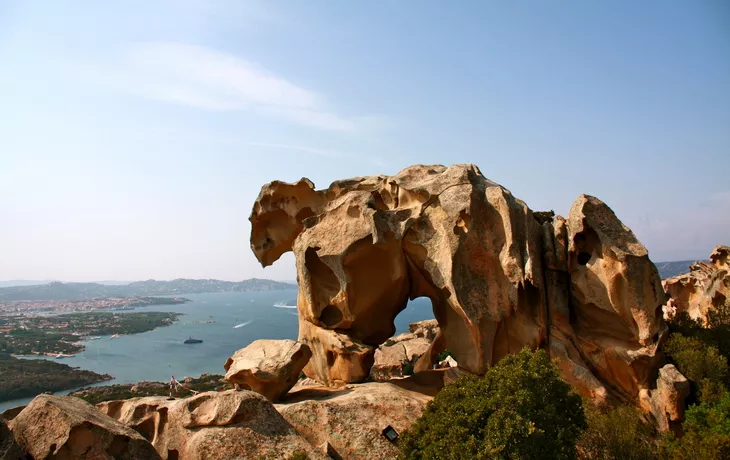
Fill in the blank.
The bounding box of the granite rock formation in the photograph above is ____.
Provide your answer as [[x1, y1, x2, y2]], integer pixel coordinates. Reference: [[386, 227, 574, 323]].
[[641, 364, 690, 433], [250, 164, 674, 413], [276, 382, 431, 460], [223, 339, 312, 401], [98, 390, 324, 460], [663, 245, 729, 325], [0, 417, 25, 460], [370, 320, 439, 381], [9, 394, 160, 460]]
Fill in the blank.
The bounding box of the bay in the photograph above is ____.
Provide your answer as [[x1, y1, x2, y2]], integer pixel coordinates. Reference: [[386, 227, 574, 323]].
[[0, 290, 434, 412]]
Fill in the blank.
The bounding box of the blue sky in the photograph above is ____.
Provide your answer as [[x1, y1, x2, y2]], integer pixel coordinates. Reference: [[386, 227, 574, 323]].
[[1, 0, 728, 281]]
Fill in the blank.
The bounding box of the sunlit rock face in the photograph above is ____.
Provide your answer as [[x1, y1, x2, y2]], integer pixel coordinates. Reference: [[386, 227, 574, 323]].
[[662, 245, 730, 325], [249, 164, 673, 409]]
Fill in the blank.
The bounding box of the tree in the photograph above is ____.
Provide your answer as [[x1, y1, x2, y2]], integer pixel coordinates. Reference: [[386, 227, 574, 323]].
[[399, 348, 586, 460], [661, 393, 730, 459], [578, 404, 657, 460], [663, 334, 728, 404]]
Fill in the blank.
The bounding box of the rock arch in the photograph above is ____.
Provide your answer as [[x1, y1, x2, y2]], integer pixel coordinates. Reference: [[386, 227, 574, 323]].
[[249, 164, 672, 408]]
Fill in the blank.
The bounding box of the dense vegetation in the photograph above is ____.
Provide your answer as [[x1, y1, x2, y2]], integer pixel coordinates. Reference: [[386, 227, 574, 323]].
[[399, 348, 586, 459], [398, 301, 730, 460], [0, 311, 179, 355], [0, 353, 111, 402], [69, 374, 226, 404]]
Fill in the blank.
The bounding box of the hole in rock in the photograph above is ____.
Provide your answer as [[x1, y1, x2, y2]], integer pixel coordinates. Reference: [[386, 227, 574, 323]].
[[326, 350, 336, 366], [168, 449, 180, 460], [320, 305, 343, 327], [577, 252, 592, 265]]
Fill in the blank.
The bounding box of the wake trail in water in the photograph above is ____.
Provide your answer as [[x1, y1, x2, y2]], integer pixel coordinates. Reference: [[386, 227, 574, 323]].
[[233, 320, 253, 329], [273, 301, 297, 309]]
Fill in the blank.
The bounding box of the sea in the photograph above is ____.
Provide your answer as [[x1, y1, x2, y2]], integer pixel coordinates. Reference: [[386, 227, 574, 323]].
[[0, 290, 435, 412]]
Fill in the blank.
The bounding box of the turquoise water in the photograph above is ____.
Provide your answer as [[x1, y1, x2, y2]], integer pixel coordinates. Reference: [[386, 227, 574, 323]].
[[0, 290, 434, 411]]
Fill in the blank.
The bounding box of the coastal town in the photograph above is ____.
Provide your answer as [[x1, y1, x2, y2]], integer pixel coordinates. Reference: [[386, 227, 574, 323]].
[[0, 296, 189, 315]]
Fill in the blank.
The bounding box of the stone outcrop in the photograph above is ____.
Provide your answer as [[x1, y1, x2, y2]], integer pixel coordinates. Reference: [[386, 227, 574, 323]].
[[9, 394, 160, 460], [1, 417, 25, 460], [223, 339, 312, 401], [250, 164, 672, 411], [370, 320, 440, 381], [640, 364, 690, 433], [98, 390, 324, 460], [276, 382, 431, 460], [663, 245, 729, 325]]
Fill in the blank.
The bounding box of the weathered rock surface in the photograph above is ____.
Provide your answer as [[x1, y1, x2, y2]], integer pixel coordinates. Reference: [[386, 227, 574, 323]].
[[370, 333, 432, 381], [0, 417, 25, 460], [663, 245, 729, 325], [276, 382, 431, 460], [250, 164, 676, 416], [370, 320, 442, 381], [98, 390, 324, 460], [641, 364, 690, 433], [9, 394, 160, 460], [223, 339, 312, 401]]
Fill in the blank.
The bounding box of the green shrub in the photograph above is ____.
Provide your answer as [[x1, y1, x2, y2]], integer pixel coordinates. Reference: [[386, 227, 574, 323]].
[[398, 348, 586, 460], [663, 334, 728, 404], [577, 404, 657, 460], [287, 452, 309, 460], [660, 393, 730, 459], [436, 349, 453, 362]]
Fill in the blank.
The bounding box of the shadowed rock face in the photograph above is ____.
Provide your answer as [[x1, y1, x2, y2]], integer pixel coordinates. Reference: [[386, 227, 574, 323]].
[[9, 394, 160, 460], [97, 390, 324, 460], [249, 164, 672, 409], [663, 245, 730, 325]]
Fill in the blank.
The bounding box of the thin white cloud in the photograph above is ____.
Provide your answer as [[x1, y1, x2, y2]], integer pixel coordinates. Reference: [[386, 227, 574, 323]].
[[119, 42, 357, 132], [248, 142, 387, 168]]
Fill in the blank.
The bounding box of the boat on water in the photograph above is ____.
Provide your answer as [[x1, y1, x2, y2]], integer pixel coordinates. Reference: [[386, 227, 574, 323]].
[[110, 334, 120, 339], [184, 337, 203, 344]]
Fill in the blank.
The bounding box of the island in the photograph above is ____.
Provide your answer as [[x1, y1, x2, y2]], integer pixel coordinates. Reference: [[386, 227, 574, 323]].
[[0, 296, 190, 315], [0, 311, 180, 356]]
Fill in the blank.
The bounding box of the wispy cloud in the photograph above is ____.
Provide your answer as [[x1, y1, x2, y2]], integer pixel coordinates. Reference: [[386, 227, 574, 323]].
[[248, 142, 387, 168], [118, 42, 357, 132]]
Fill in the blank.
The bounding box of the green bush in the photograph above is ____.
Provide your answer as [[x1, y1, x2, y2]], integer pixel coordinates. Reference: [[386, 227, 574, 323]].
[[667, 301, 730, 361], [435, 349, 453, 363], [663, 334, 728, 404], [577, 404, 657, 460], [660, 393, 730, 459], [398, 348, 586, 460]]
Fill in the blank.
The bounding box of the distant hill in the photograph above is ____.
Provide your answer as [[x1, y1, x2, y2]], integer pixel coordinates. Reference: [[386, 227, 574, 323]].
[[0, 278, 296, 301], [0, 280, 53, 288], [654, 260, 697, 279]]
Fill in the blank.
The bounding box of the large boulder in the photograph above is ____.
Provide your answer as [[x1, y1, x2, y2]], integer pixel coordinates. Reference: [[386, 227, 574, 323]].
[[98, 390, 324, 460], [370, 334, 432, 381], [276, 382, 431, 460], [663, 245, 729, 325], [641, 364, 690, 433], [8, 394, 159, 460], [223, 339, 312, 401], [1, 417, 25, 460], [248, 164, 673, 412], [370, 320, 440, 381]]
